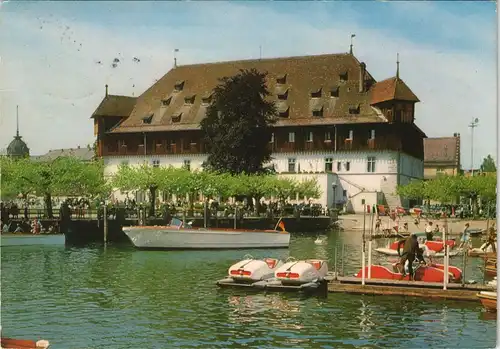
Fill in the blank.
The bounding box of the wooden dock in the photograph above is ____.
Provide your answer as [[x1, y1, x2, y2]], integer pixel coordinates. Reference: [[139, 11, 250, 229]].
[[328, 276, 495, 301]]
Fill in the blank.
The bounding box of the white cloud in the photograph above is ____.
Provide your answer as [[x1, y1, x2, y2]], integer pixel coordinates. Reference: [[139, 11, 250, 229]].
[[0, 1, 495, 169]]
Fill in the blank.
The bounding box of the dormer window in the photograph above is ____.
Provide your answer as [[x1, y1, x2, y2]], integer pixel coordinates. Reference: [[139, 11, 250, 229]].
[[174, 80, 185, 91], [184, 95, 196, 105], [171, 112, 182, 123], [349, 104, 360, 114], [311, 88, 322, 98], [330, 87, 339, 98], [312, 106, 323, 117], [278, 107, 290, 118], [339, 72, 348, 82], [142, 114, 153, 124], [277, 89, 289, 100], [201, 94, 212, 105], [162, 97, 172, 107], [276, 74, 287, 84]]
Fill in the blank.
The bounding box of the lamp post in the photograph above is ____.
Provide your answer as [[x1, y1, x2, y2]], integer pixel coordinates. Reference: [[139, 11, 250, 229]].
[[331, 182, 337, 211], [468, 117, 479, 176]]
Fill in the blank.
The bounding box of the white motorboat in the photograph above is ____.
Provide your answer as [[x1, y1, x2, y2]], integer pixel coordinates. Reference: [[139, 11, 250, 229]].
[[274, 258, 330, 285], [0, 233, 65, 247], [375, 245, 459, 258], [123, 218, 290, 250]]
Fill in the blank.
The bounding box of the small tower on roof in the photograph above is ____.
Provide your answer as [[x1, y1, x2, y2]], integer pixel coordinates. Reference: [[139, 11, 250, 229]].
[[7, 105, 30, 158]]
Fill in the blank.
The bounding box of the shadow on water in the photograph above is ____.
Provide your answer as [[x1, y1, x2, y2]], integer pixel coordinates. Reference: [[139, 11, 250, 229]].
[[0, 229, 496, 348]]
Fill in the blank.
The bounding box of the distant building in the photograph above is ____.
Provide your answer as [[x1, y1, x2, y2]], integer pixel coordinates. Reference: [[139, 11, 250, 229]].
[[92, 51, 427, 213], [423, 134, 461, 180], [31, 146, 95, 162]]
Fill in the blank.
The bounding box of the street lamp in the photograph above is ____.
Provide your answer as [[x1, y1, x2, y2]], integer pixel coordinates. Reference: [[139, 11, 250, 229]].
[[332, 182, 337, 211], [468, 117, 479, 176]]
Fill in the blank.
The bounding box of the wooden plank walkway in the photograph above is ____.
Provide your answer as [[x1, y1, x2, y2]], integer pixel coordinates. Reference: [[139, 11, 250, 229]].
[[327, 276, 495, 301], [336, 276, 495, 291], [328, 282, 482, 301]]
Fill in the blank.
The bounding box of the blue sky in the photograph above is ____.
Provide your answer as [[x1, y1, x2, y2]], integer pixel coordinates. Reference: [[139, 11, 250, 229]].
[[0, 1, 496, 169]]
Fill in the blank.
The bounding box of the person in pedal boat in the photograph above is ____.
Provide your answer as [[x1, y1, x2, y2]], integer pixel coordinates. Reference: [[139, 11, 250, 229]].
[[482, 223, 496, 252], [396, 234, 424, 280]]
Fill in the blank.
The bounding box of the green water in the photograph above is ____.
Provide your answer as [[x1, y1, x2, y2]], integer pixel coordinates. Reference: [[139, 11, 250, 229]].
[[1, 232, 497, 348]]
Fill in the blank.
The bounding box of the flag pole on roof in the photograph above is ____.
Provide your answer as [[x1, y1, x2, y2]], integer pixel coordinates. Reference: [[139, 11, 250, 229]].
[[174, 48, 179, 68], [349, 34, 356, 55]]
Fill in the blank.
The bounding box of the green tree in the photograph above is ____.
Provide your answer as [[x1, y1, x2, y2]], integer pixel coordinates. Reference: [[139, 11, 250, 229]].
[[296, 178, 321, 200], [1, 157, 108, 218], [200, 68, 277, 174], [480, 154, 497, 172]]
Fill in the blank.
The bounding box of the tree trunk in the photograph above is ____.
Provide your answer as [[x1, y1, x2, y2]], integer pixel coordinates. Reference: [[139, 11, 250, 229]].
[[254, 197, 262, 217], [44, 192, 53, 219], [149, 186, 156, 217]]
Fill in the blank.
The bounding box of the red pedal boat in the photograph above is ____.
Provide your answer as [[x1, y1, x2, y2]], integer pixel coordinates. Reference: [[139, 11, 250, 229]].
[[355, 263, 462, 283], [0, 338, 49, 348], [477, 291, 497, 312]]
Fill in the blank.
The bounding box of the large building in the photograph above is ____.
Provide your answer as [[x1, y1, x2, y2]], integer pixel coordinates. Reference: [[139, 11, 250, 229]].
[[423, 134, 461, 180], [92, 52, 427, 213]]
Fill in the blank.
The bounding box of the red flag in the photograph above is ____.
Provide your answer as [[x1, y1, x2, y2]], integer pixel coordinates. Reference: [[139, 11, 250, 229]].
[[278, 221, 286, 231]]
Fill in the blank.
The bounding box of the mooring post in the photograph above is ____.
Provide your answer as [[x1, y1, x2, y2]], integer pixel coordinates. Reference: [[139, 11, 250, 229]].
[[443, 245, 449, 290], [183, 209, 186, 226], [103, 202, 108, 244], [361, 200, 366, 286], [334, 243, 338, 280], [341, 243, 345, 277], [234, 206, 237, 229], [203, 200, 208, 228], [462, 244, 467, 287], [367, 239, 372, 279]]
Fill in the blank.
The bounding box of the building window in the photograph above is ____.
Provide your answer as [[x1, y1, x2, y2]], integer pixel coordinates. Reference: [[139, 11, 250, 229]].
[[174, 80, 185, 91], [288, 132, 295, 143], [345, 162, 351, 171], [337, 161, 341, 171], [342, 190, 347, 197], [325, 158, 333, 172], [312, 107, 323, 117], [330, 87, 339, 98], [184, 95, 196, 105], [367, 157, 376, 173], [142, 114, 153, 124], [306, 131, 313, 142], [162, 97, 172, 106], [339, 72, 348, 82], [270, 133, 274, 143], [370, 129, 375, 139], [152, 159, 160, 168], [348, 130, 353, 140], [288, 158, 296, 172], [311, 88, 322, 98], [183, 159, 191, 171], [325, 131, 331, 141], [349, 104, 360, 114], [276, 74, 287, 84]]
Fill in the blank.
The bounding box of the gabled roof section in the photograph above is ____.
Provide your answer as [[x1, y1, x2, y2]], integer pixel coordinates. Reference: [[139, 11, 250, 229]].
[[111, 53, 390, 133], [370, 77, 419, 105], [424, 137, 459, 164], [91, 95, 137, 118]]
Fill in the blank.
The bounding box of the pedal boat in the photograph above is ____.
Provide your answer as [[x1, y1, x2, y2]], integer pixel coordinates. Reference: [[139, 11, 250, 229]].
[[216, 255, 284, 287], [355, 263, 462, 283]]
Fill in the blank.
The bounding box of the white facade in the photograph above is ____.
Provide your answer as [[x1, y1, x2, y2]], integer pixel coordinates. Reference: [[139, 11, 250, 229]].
[[103, 150, 424, 213]]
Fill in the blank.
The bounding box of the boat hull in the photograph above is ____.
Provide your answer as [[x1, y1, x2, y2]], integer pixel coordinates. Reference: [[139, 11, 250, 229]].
[[355, 265, 456, 283], [0, 234, 65, 247], [477, 291, 497, 312], [123, 226, 290, 249], [375, 247, 458, 258]]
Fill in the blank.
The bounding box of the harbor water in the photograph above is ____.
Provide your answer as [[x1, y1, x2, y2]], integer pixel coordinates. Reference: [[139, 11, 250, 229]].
[[1, 231, 497, 348]]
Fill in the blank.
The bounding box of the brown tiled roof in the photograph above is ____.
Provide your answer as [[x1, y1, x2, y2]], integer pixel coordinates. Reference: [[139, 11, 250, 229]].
[[370, 77, 420, 105], [424, 137, 460, 164], [91, 95, 137, 118], [111, 53, 391, 133]]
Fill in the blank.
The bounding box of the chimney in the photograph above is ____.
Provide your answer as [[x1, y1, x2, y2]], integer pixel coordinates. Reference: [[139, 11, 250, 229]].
[[359, 62, 366, 93], [105, 84, 108, 97]]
